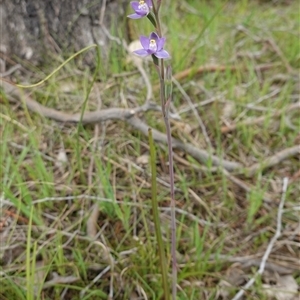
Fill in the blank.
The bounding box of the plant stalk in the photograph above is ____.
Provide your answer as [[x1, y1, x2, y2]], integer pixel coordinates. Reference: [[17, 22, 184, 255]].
[[148, 128, 170, 300], [151, 3, 177, 298], [159, 73, 177, 300]]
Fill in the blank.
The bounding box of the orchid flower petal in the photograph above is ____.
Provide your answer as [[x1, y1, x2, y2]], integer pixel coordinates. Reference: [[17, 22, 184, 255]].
[[154, 49, 170, 59], [133, 49, 149, 57], [156, 37, 166, 51], [128, 0, 151, 19], [150, 32, 159, 41], [131, 2, 140, 10], [133, 32, 170, 60], [127, 13, 143, 19], [140, 36, 150, 49], [146, 0, 153, 8]]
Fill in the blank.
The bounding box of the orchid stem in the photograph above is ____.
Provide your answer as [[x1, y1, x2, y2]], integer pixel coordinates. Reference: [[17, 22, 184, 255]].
[[129, 1, 177, 298], [154, 5, 177, 299], [158, 72, 177, 300], [148, 128, 170, 300]]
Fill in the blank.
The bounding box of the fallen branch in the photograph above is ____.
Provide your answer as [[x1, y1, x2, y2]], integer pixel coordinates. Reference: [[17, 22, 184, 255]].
[[1, 78, 297, 174], [1, 78, 153, 123], [222, 169, 273, 203], [173, 63, 276, 83], [153, 63, 277, 91], [213, 255, 297, 275], [244, 146, 300, 177], [221, 102, 300, 133], [127, 116, 241, 171], [1, 78, 241, 171]]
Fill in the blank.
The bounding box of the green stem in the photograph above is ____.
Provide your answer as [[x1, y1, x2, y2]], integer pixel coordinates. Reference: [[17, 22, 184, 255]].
[[150, 3, 177, 298], [155, 16, 177, 300], [148, 128, 170, 300], [159, 73, 177, 300]]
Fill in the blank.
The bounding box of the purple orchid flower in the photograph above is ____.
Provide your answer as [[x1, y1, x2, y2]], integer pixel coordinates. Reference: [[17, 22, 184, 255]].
[[134, 32, 170, 59], [128, 0, 152, 19]]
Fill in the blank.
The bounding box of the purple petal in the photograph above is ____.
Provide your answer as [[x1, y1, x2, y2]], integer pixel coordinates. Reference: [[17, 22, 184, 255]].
[[133, 49, 150, 57], [127, 13, 143, 19], [147, 49, 155, 55], [140, 36, 150, 50], [136, 9, 148, 17], [146, 0, 153, 8], [131, 1, 150, 16], [156, 37, 165, 51], [130, 2, 140, 10], [154, 49, 170, 59], [130, 2, 148, 17], [136, 9, 148, 15], [150, 32, 159, 42]]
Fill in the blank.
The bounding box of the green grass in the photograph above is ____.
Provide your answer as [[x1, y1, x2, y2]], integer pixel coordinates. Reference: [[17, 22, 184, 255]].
[[1, 0, 299, 299]]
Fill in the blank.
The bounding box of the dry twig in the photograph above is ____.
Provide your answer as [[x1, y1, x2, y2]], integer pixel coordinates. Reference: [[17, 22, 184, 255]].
[[162, 63, 276, 84], [221, 102, 300, 133], [1, 79, 241, 171], [1, 78, 297, 174], [244, 146, 300, 177], [231, 177, 289, 300], [172, 77, 212, 149]]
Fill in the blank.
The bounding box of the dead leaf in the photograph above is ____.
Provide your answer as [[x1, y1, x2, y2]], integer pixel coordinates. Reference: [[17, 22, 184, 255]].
[[217, 279, 233, 299], [130, 291, 139, 300], [86, 204, 99, 238], [222, 101, 236, 120], [182, 123, 193, 135], [225, 264, 247, 286], [234, 86, 246, 98], [217, 265, 247, 299], [59, 82, 76, 93], [43, 272, 79, 289], [136, 154, 149, 165], [34, 260, 47, 287], [55, 148, 68, 173], [262, 275, 298, 300]]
